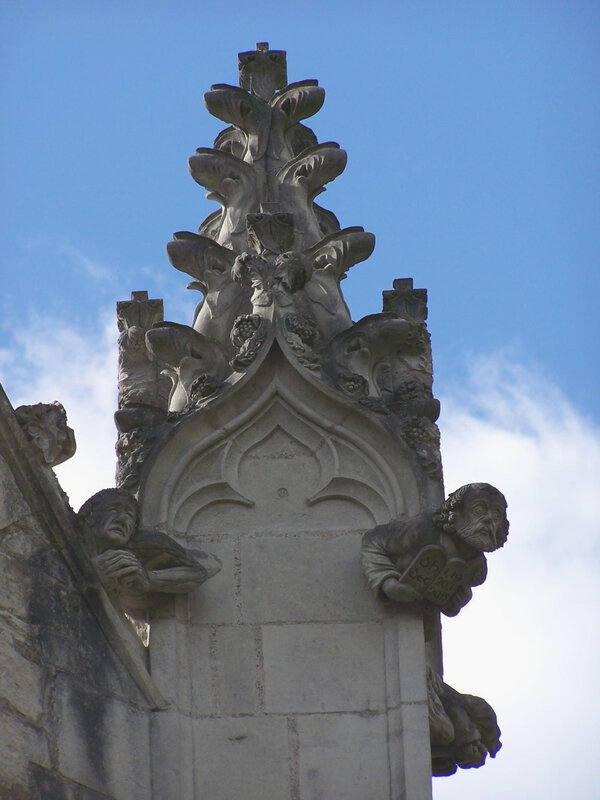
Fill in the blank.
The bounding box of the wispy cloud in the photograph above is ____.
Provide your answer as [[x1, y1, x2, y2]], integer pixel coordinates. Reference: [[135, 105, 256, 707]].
[[0, 309, 118, 509], [60, 243, 114, 283], [435, 354, 600, 799]]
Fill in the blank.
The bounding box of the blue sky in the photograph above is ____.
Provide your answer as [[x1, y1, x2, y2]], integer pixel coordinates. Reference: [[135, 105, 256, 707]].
[[1, 2, 599, 798], [2, 0, 599, 419]]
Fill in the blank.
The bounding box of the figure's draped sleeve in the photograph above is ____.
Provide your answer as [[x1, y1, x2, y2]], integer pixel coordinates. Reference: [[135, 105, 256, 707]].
[[361, 525, 401, 598], [361, 515, 437, 599]]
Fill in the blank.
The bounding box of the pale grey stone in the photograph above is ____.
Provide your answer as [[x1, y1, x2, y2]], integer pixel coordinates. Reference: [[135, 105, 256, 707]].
[[262, 622, 386, 713], [297, 712, 390, 800], [0, 553, 32, 620], [241, 532, 381, 622], [0, 628, 43, 721], [187, 537, 238, 624], [150, 711, 195, 800], [387, 702, 433, 800], [0, 456, 29, 529], [0, 711, 50, 788], [212, 625, 259, 714], [382, 612, 429, 708], [191, 716, 291, 799], [55, 678, 151, 800], [148, 619, 212, 714]]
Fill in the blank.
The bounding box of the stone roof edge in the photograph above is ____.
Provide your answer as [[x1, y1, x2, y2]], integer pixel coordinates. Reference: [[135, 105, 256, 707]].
[[0, 383, 168, 709]]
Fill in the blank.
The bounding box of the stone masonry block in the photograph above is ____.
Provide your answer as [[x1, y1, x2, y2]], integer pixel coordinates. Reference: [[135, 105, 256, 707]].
[[151, 711, 195, 800], [148, 619, 211, 714], [0, 710, 50, 788], [0, 456, 30, 530], [191, 715, 291, 800], [241, 533, 381, 623], [387, 703, 432, 800], [0, 627, 44, 721], [212, 625, 259, 714], [55, 677, 151, 800], [262, 622, 386, 713], [297, 712, 390, 800], [187, 537, 238, 624]]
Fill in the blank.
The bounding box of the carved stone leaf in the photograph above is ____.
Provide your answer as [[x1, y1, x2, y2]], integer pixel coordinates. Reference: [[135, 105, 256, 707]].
[[205, 84, 271, 161], [270, 82, 325, 127], [277, 142, 347, 199], [305, 226, 375, 279], [146, 322, 226, 375], [167, 232, 237, 289], [188, 148, 258, 206]]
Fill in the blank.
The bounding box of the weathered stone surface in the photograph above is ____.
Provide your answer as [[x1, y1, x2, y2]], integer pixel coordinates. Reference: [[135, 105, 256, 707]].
[[187, 537, 238, 624], [14, 401, 76, 468], [0, 707, 50, 790], [0, 627, 44, 721], [0, 456, 30, 529], [54, 677, 151, 800], [148, 619, 212, 714], [240, 532, 381, 623], [296, 712, 390, 800], [262, 622, 386, 713], [190, 716, 291, 799], [212, 624, 259, 714]]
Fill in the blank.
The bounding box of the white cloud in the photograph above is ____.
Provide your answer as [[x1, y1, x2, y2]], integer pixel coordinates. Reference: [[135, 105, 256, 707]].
[[0, 309, 118, 509], [434, 355, 600, 800], [60, 244, 115, 283]]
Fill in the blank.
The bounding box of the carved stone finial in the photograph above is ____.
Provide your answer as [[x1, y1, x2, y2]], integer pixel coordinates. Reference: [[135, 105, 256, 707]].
[[382, 277, 428, 322], [361, 483, 509, 618], [15, 401, 76, 467], [238, 42, 287, 100]]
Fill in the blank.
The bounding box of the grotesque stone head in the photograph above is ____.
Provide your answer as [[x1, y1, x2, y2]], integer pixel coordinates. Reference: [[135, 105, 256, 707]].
[[436, 483, 509, 552], [78, 488, 139, 552], [15, 401, 76, 467]]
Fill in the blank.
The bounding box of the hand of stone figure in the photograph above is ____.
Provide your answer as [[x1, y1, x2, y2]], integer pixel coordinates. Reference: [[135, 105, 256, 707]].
[[381, 576, 421, 603], [93, 549, 150, 595]]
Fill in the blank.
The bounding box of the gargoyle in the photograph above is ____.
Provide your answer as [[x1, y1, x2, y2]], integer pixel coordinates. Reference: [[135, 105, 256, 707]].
[[427, 667, 502, 776], [15, 401, 76, 467], [361, 483, 508, 617], [78, 488, 221, 617]]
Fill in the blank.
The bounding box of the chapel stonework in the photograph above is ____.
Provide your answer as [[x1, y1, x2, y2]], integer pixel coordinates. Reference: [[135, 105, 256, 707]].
[[0, 45, 508, 800]]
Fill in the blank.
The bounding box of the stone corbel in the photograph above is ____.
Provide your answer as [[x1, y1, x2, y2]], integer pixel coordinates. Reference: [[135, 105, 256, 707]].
[[77, 488, 222, 619], [427, 667, 502, 776], [15, 401, 76, 467], [361, 483, 509, 618]]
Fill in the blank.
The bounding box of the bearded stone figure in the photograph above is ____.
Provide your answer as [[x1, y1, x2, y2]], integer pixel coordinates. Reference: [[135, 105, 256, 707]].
[[361, 482, 509, 617]]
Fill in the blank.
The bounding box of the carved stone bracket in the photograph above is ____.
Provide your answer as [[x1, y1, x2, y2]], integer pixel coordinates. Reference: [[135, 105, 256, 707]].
[[14, 401, 76, 467], [77, 488, 221, 619], [427, 667, 502, 776], [361, 483, 509, 618]]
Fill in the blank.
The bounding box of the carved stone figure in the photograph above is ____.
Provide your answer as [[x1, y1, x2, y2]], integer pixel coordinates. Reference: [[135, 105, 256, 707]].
[[15, 401, 76, 467], [427, 667, 502, 776], [78, 488, 221, 616], [361, 483, 508, 616]]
